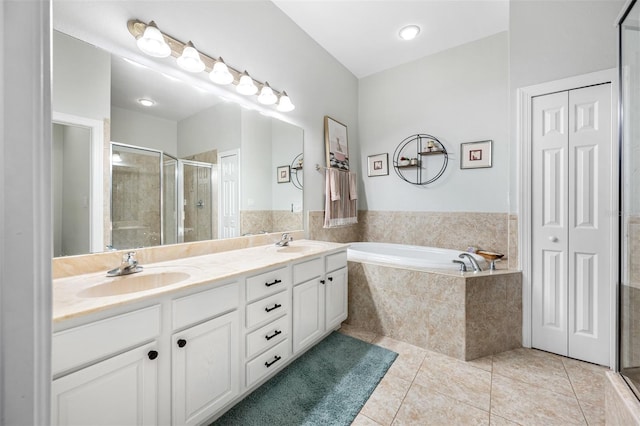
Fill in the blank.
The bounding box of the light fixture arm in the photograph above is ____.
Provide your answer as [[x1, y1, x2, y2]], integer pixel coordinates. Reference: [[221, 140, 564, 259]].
[[127, 19, 289, 102]]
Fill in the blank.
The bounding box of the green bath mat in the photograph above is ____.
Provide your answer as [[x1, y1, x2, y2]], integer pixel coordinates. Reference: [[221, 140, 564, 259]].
[[212, 331, 397, 426]]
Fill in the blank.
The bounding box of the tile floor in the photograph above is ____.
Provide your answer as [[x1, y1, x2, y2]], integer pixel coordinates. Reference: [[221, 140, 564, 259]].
[[339, 324, 609, 426]]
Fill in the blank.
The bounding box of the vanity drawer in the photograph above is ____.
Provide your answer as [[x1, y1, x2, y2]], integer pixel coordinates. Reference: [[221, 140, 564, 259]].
[[246, 315, 290, 360], [326, 251, 348, 273], [293, 257, 322, 285], [246, 266, 289, 303], [246, 339, 290, 387], [52, 305, 161, 376], [246, 291, 288, 329], [172, 281, 239, 330]]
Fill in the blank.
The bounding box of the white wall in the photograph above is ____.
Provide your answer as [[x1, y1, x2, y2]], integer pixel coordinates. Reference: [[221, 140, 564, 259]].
[[52, 30, 110, 120], [272, 119, 304, 211], [358, 32, 509, 212], [111, 106, 177, 155], [177, 102, 242, 158], [241, 110, 272, 210], [508, 0, 624, 212]]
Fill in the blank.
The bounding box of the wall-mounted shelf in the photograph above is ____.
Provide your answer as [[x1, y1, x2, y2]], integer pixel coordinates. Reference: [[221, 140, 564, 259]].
[[290, 153, 303, 190], [392, 134, 448, 185]]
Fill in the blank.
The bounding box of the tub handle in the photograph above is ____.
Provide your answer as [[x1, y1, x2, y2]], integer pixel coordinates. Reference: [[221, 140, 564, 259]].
[[452, 260, 467, 272]]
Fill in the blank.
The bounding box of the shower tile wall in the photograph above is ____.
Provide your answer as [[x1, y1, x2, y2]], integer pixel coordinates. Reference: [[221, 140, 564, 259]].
[[183, 165, 213, 243], [621, 215, 640, 369], [308, 210, 518, 269]]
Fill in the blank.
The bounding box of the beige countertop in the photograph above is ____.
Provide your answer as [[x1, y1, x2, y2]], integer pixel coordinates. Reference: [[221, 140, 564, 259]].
[[53, 240, 349, 323]]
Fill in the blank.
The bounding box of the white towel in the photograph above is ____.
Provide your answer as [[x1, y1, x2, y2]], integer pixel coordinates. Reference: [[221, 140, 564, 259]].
[[329, 168, 341, 201]]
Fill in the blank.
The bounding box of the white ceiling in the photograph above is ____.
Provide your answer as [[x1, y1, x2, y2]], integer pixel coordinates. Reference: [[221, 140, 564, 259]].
[[272, 0, 509, 78]]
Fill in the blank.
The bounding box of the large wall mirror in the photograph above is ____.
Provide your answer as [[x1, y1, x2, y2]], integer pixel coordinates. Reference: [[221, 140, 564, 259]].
[[51, 29, 304, 257]]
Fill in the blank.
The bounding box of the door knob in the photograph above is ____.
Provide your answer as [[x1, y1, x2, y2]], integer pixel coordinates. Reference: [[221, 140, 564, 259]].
[[549, 236, 558, 243]]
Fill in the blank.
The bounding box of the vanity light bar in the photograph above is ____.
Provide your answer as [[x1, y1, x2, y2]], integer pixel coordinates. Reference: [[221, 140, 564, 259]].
[[127, 19, 295, 112]]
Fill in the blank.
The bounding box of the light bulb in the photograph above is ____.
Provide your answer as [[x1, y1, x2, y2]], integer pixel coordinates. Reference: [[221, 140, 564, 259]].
[[236, 71, 258, 95], [399, 25, 421, 41], [136, 21, 171, 58], [209, 58, 234, 85], [257, 82, 277, 105], [176, 41, 205, 73], [277, 91, 295, 112]]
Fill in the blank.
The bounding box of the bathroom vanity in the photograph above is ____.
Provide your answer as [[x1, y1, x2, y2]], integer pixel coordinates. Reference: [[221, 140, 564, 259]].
[[51, 240, 348, 425]]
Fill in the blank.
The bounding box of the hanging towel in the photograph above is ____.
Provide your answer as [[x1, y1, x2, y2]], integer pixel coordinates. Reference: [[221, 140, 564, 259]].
[[324, 168, 357, 228], [329, 168, 341, 201]]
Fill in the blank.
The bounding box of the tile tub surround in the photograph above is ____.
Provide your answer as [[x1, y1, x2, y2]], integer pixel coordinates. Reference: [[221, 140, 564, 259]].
[[308, 210, 518, 268], [347, 261, 522, 361], [52, 230, 305, 279], [605, 371, 640, 424]]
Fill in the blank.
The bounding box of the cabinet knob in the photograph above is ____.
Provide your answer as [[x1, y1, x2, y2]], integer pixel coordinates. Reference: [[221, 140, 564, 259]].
[[177, 339, 187, 348], [147, 350, 158, 360], [320, 279, 325, 285], [328, 276, 333, 282]]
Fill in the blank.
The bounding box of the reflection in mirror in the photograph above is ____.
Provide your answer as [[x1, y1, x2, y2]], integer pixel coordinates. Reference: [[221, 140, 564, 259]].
[[52, 30, 303, 256]]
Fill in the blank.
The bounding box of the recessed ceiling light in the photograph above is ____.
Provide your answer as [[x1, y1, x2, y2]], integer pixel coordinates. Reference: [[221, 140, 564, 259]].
[[138, 98, 155, 107], [399, 25, 421, 41]]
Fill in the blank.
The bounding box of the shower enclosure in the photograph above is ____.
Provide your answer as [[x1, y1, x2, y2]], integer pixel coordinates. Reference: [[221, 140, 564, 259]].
[[620, 0, 640, 398], [110, 142, 215, 249]]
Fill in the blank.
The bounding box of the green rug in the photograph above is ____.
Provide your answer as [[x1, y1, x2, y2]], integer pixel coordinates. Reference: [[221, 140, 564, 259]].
[[212, 332, 397, 426]]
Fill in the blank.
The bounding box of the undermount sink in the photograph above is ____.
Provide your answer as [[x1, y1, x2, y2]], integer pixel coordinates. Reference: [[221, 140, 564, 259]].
[[78, 271, 191, 298]]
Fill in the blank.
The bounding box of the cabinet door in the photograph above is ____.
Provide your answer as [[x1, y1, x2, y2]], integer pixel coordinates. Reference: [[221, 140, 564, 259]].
[[325, 266, 348, 330], [52, 342, 159, 426], [292, 277, 325, 353], [172, 310, 239, 426]]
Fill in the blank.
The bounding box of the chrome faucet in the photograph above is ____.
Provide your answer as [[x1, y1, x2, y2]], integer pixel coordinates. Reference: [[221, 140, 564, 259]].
[[275, 233, 293, 247], [107, 251, 143, 276], [458, 253, 482, 272]]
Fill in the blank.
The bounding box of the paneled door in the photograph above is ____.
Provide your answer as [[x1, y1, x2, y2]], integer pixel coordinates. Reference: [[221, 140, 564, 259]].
[[218, 150, 240, 238], [531, 83, 612, 366]]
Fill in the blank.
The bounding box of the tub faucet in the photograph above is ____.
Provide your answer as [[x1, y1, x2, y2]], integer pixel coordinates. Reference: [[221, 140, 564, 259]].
[[458, 253, 482, 272], [275, 233, 293, 247], [107, 251, 142, 276]]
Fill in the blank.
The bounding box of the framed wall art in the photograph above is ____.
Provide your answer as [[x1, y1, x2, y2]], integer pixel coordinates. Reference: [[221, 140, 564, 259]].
[[367, 153, 389, 177], [277, 165, 290, 183], [324, 116, 349, 170], [460, 140, 492, 169]]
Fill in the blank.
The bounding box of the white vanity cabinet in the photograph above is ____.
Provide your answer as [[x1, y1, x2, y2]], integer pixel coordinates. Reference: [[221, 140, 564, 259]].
[[292, 250, 348, 354], [51, 306, 162, 426], [171, 283, 240, 425], [243, 266, 291, 388]]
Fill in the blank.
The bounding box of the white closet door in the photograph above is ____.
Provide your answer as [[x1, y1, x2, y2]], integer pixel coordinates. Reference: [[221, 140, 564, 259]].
[[218, 150, 239, 239], [567, 84, 611, 365], [532, 91, 570, 356], [531, 84, 612, 366]]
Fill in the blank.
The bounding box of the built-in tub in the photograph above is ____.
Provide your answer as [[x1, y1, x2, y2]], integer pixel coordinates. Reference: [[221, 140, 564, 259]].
[[347, 242, 487, 271], [346, 242, 522, 361]]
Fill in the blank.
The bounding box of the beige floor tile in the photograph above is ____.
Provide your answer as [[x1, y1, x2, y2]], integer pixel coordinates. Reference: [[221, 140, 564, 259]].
[[491, 373, 586, 425], [340, 323, 378, 343], [352, 414, 384, 426], [372, 335, 426, 381], [562, 357, 609, 407], [414, 350, 492, 411], [578, 399, 605, 426], [360, 373, 411, 426], [492, 348, 574, 397], [469, 354, 493, 372], [392, 383, 489, 426], [489, 414, 521, 425]]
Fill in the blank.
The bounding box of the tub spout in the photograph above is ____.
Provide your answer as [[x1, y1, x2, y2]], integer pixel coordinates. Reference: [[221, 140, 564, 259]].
[[452, 260, 467, 272], [458, 253, 482, 272]]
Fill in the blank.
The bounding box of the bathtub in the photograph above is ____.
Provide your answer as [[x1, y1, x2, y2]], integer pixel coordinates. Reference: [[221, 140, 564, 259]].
[[347, 242, 487, 271]]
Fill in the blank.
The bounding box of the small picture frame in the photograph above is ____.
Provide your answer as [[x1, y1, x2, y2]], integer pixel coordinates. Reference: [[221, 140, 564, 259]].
[[460, 140, 492, 169], [367, 153, 389, 177], [277, 165, 290, 183]]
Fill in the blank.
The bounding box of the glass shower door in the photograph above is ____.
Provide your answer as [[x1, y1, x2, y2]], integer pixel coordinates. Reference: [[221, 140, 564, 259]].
[[620, 0, 640, 398], [163, 154, 178, 245], [180, 160, 214, 243]]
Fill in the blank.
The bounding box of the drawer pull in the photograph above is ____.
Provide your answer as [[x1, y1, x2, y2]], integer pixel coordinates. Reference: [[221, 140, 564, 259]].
[[265, 279, 282, 287], [265, 303, 282, 313], [147, 350, 159, 360], [177, 339, 187, 348], [328, 276, 333, 282], [265, 355, 281, 368], [320, 279, 325, 285], [265, 329, 282, 341]]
